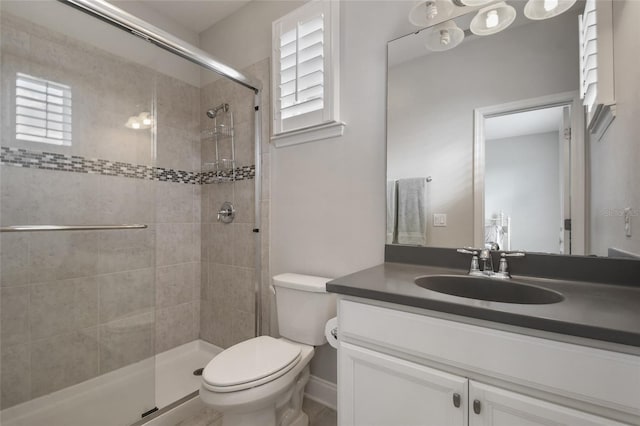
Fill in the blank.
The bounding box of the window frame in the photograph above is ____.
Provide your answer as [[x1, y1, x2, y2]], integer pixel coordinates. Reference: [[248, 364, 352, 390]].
[[15, 73, 72, 146], [271, 0, 344, 147]]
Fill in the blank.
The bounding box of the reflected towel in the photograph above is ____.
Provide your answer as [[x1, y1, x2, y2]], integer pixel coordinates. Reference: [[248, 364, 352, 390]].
[[396, 178, 428, 246], [386, 180, 397, 244]]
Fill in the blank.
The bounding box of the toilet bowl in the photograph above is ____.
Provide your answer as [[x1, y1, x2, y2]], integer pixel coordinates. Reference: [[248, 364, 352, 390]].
[[200, 273, 336, 426]]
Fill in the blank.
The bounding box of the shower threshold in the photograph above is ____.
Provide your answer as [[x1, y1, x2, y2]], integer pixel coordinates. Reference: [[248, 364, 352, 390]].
[[0, 340, 221, 426]]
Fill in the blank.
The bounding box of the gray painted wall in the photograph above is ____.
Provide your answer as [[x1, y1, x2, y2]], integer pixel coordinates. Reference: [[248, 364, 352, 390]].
[[588, 0, 640, 257]]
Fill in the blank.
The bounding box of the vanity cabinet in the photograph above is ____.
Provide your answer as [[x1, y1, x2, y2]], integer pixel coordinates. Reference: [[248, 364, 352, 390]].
[[337, 299, 640, 426], [468, 381, 626, 426], [340, 342, 467, 426]]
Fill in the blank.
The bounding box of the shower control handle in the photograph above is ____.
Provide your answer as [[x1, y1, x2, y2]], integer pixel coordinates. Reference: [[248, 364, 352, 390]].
[[217, 201, 235, 224]]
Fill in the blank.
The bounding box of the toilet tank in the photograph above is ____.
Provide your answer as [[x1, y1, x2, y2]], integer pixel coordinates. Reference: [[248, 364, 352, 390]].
[[273, 273, 336, 346]]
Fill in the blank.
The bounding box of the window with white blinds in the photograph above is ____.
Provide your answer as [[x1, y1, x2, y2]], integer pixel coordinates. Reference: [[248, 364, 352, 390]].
[[15, 73, 72, 146], [272, 0, 342, 144], [579, 0, 597, 115], [279, 15, 325, 121]]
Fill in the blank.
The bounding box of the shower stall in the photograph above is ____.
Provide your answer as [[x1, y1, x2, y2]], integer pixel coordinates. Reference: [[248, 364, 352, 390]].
[[0, 1, 268, 424]]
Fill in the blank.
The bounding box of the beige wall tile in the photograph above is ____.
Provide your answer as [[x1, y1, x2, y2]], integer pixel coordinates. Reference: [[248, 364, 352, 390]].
[[99, 268, 154, 323], [0, 166, 33, 227], [0, 233, 29, 287], [203, 223, 233, 265], [156, 182, 195, 224], [156, 262, 194, 308], [1, 343, 30, 409], [155, 302, 196, 353], [156, 125, 200, 171], [233, 179, 255, 224], [28, 232, 100, 283], [232, 223, 256, 268], [98, 227, 155, 275], [99, 176, 155, 225], [31, 327, 99, 398], [28, 169, 102, 226], [156, 223, 198, 266], [1, 285, 29, 346], [99, 312, 154, 373], [30, 277, 98, 339]]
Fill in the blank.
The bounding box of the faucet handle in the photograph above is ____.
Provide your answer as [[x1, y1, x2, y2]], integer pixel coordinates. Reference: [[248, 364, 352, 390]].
[[457, 248, 482, 276], [456, 248, 477, 255], [496, 251, 526, 279], [503, 251, 526, 257]]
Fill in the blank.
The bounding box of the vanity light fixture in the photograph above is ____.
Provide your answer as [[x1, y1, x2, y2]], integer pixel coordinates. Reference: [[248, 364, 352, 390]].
[[409, 0, 455, 27], [469, 2, 516, 36], [125, 111, 153, 130], [424, 20, 465, 51], [524, 0, 577, 20]]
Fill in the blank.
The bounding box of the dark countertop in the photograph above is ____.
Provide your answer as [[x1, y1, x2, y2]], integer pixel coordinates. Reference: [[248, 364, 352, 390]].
[[326, 262, 640, 348]]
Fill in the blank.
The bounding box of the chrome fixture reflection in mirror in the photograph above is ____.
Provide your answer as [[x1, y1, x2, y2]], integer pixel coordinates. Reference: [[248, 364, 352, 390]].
[[424, 20, 465, 51], [469, 2, 516, 35], [525, 0, 578, 20], [409, 0, 455, 27]]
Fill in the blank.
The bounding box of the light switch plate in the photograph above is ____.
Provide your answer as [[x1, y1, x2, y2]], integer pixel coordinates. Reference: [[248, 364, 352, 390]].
[[433, 213, 447, 227], [624, 207, 632, 237]]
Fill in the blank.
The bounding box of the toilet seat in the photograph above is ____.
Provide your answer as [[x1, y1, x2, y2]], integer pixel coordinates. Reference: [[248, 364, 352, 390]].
[[203, 336, 302, 393]]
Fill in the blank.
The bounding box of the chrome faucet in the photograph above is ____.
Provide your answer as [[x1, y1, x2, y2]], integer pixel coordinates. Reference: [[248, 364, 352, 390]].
[[458, 247, 525, 278], [478, 249, 495, 277]]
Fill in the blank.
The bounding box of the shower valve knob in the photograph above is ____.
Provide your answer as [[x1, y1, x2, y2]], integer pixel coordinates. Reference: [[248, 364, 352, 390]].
[[217, 201, 235, 224]]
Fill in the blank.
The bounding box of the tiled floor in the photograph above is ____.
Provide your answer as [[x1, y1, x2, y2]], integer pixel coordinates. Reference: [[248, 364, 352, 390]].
[[303, 398, 338, 426], [174, 397, 337, 426]]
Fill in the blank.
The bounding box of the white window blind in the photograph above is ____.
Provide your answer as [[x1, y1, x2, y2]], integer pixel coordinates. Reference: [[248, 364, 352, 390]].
[[272, 0, 342, 143], [279, 14, 325, 122], [15, 73, 72, 146], [579, 0, 597, 115]]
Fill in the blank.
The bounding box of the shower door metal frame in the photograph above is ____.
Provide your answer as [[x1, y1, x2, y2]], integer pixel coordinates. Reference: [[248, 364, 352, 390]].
[[59, 0, 264, 336]]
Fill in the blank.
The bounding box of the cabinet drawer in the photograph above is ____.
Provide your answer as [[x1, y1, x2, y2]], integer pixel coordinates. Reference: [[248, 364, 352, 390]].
[[339, 300, 640, 416]]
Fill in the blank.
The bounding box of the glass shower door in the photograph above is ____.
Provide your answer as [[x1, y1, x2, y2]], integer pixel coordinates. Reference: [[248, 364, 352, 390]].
[[1, 1, 158, 424]]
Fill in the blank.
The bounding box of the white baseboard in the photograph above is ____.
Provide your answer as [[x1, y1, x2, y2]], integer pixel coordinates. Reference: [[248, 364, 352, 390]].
[[304, 375, 337, 411]]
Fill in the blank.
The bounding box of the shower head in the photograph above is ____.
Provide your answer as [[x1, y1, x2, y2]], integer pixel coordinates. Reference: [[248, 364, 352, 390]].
[[206, 103, 229, 119]]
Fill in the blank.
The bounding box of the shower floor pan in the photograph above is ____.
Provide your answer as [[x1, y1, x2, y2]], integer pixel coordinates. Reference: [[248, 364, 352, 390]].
[[1, 339, 221, 426]]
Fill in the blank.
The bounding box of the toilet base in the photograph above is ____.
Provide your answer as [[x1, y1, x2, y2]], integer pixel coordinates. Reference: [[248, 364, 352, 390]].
[[221, 407, 276, 426]]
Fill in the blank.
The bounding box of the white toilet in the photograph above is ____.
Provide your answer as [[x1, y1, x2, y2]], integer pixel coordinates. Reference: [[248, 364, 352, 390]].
[[200, 273, 336, 426]]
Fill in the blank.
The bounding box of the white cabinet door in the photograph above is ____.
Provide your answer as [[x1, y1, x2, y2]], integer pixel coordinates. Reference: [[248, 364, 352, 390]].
[[338, 342, 468, 426], [468, 381, 629, 426]]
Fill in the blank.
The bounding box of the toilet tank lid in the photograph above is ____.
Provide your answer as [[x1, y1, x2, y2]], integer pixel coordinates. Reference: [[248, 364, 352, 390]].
[[272, 273, 332, 293]]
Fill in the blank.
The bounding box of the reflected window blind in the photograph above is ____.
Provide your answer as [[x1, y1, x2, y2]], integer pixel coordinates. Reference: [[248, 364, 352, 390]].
[[579, 0, 597, 114], [16, 73, 72, 146], [278, 13, 324, 122]]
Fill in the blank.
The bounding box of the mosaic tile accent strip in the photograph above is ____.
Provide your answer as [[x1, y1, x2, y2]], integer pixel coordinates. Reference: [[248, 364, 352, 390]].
[[201, 165, 256, 184], [0, 147, 255, 184]]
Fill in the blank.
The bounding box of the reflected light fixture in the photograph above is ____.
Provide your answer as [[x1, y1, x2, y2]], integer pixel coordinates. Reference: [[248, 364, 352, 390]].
[[125, 111, 153, 130], [470, 2, 516, 36], [409, 0, 455, 27], [524, 0, 577, 20], [424, 20, 465, 51], [455, 0, 495, 6]]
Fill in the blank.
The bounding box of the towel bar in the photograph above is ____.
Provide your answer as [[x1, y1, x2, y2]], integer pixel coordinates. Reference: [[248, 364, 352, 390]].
[[0, 224, 148, 232]]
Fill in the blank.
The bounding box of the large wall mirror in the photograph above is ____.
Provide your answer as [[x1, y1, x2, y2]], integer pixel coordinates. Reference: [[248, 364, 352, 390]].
[[386, 0, 640, 258]]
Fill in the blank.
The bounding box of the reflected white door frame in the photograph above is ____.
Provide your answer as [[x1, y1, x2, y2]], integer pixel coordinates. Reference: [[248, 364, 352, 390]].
[[473, 91, 586, 255]]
